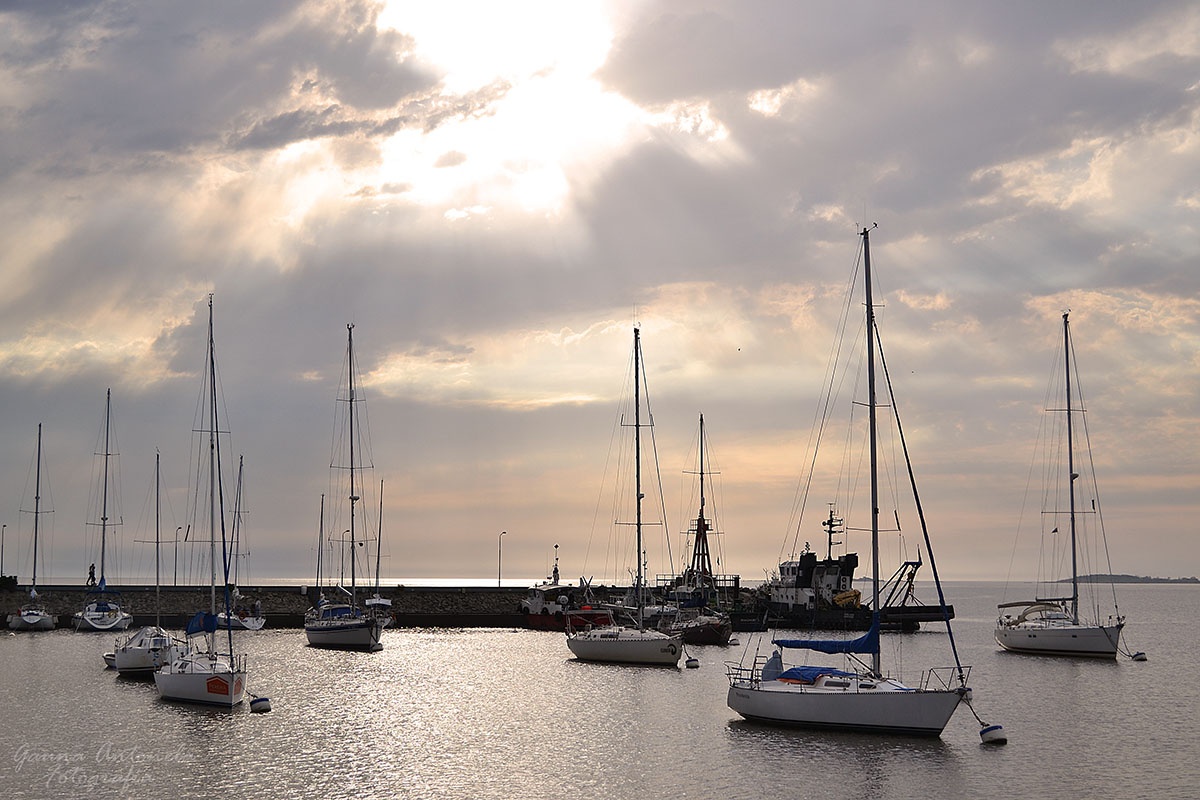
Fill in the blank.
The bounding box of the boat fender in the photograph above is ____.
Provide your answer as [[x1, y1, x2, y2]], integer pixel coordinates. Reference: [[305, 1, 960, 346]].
[[685, 657, 700, 669]]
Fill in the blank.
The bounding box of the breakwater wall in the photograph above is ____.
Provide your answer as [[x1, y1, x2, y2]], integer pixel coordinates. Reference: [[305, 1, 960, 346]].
[[2, 584, 531, 629]]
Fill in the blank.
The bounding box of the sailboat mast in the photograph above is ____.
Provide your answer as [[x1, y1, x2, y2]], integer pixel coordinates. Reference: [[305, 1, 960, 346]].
[[376, 479, 384, 595], [634, 327, 644, 631], [32, 424, 42, 590], [315, 494, 324, 590], [1064, 311, 1079, 623], [99, 388, 111, 582], [232, 456, 244, 586], [207, 295, 218, 615], [347, 323, 358, 606], [862, 226, 882, 679], [690, 413, 713, 579], [155, 451, 161, 628]]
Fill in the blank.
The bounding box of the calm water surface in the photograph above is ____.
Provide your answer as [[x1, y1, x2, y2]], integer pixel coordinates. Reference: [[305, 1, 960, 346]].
[[0, 582, 1193, 799]]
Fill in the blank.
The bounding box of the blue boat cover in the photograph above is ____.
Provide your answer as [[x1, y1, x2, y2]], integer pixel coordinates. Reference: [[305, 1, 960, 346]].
[[185, 611, 218, 636], [773, 614, 880, 654], [777, 666, 858, 682]]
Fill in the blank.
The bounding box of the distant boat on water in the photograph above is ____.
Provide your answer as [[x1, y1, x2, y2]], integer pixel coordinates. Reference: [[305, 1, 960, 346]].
[[217, 455, 266, 631], [566, 328, 683, 667], [73, 389, 133, 633], [519, 546, 612, 632], [106, 452, 180, 675], [8, 424, 58, 632], [995, 312, 1134, 659], [304, 324, 391, 651], [656, 413, 733, 646]]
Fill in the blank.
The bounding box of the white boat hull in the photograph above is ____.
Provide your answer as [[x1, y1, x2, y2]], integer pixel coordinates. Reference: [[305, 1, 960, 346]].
[[8, 609, 57, 631], [111, 627, 177, 674], [154, 650, 246, 706], [218, 613, 266, 631], [995, 621, 1123, 658], [74, 604, 133, 632], [566, 626, 683, 666], [305, 617, 387, 650], [727, 680, 962, 736]]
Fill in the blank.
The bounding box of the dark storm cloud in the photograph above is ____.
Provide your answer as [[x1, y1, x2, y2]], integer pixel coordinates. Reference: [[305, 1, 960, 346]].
[[0, 0, 438, 166]]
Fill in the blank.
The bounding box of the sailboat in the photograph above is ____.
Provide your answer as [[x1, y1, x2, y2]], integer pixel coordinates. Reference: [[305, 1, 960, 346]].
[[7, 424, 58, 631], [659, 413, 733, 646], [74, 389, 134, 632], [304, 324, 391, 651], [995, 312, 1129, 658], [106, 452, 179, 674], [217, 456, 266, 631], [154, 295, 247, 706], [726, 227, 970, 736], [566, 328, 683, 667]]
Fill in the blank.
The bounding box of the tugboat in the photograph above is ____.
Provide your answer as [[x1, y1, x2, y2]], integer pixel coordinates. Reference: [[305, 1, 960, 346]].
[[763, 507, 871, 629], [760, 506, 952, 631]]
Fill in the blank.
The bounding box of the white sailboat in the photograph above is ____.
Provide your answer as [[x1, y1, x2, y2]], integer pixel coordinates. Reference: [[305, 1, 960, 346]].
[[154, 295, 247, 707], [995, 312, 1131, 659], [566, 328, 683, 667], [726, 227, 973, 737], [304, 324, 391, 651], [74, 389, 134, 632], [8, 424, 58, 631], [217, 456, 266, 631], [107, 452, 180, 674]]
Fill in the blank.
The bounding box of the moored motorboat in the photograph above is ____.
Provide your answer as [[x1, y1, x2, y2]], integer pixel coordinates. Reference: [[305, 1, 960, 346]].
[[520, 551, 612, 632]]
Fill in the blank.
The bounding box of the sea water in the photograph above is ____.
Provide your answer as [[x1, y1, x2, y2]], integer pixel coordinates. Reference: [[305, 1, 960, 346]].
[[0, 582, 1193, 799]]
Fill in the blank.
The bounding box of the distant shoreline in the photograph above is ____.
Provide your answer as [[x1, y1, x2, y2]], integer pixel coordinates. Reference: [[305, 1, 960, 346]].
[[1063, 574, 1199, 584]]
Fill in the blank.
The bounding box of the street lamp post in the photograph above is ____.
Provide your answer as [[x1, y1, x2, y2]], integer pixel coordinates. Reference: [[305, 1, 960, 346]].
[[498, 531, 506, 587]]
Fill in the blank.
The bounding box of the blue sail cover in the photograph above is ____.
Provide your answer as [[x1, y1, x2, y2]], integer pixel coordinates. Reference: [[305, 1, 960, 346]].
[[185, 611, 219, 637], [773, 614, 880, 654]]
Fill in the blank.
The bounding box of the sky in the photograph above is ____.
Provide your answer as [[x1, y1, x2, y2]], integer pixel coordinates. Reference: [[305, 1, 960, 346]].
[[0, 0, 1197, 589]]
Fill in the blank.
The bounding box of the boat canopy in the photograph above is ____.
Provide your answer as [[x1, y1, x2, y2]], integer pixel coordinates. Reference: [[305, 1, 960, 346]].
[[777, 666, 858, 683], [185, 611, 219, 637], [773, 613, 880, 654]]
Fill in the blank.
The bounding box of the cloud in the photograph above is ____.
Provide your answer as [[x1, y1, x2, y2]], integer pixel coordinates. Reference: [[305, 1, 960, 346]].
[[0, 1, 1197, 585]]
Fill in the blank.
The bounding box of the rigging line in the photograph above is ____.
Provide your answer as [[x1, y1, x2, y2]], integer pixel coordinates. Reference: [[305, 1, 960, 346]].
[[1068, 336, 1122, 619], [874, 319, 967, 686], [782, 236, 865, 563], [638, 341, 674, 576], [585, 338, 636, 583]]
